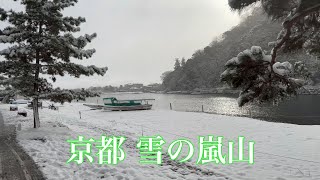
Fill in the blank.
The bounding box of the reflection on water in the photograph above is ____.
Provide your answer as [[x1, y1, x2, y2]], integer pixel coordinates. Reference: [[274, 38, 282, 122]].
[[83, 93, 320, 125]]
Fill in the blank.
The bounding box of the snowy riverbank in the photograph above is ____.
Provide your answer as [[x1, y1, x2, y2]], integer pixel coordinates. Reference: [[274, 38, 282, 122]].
[[0, 103, 319, 180]]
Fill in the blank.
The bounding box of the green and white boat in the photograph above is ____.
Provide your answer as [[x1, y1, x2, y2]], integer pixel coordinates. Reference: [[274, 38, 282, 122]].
[[102, 97, 155, 111]]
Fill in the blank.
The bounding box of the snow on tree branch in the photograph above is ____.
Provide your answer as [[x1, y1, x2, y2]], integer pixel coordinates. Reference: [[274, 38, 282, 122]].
[[39, 88, 101, 104], [45, 63, 108, 77], [221, 46, 304, 107]]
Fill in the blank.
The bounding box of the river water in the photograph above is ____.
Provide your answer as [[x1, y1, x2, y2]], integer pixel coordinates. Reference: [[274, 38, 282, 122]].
[[83, 93, 320, 125]]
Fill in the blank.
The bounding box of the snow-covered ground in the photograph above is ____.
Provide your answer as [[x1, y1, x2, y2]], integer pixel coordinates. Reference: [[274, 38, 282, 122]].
[[0, 103, 319, 180]]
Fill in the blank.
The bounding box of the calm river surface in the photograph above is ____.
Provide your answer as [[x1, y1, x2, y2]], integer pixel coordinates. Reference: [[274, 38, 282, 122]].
[[84, 93, 320, 125]]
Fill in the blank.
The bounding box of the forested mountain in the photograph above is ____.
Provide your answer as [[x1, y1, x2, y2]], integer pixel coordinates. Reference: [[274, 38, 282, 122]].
[[162, 9, 319, 91]]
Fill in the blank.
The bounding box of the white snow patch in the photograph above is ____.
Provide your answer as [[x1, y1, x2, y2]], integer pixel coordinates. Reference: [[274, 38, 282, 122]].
[[0, 103, 319, 180], [273, 62, 293, 76]]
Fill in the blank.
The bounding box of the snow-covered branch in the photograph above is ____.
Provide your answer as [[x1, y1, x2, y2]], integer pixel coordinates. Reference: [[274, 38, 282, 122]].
[[221, 46, 305, 106], [45, 63, 108, 77], [270, 3, 320, 64], [39, 88, 101, 103]]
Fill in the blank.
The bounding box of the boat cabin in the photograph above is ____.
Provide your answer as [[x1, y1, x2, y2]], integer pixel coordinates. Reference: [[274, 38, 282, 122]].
[[103, 97, 143, 106]]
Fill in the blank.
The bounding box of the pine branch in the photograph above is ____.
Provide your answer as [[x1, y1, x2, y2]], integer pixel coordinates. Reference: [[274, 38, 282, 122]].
[[228, 0, 259, 10], [0, 8, 8, 21], [39, 88, 101, 103], [271, 3, 320, 64], [44, 63, 108, 77]]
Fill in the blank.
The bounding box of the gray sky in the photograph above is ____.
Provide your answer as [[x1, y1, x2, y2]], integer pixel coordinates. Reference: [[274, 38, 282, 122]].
[[0, 0, 240, 88]]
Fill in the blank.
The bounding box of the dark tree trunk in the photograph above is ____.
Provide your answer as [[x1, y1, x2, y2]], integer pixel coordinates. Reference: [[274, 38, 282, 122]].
[[33, 98, 40, 128], [33, 22, 42, 129], [33, 53, 41, 128]]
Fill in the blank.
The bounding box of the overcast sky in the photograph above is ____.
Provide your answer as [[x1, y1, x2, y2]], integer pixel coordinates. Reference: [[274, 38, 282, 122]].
[[0, 0, 240, 88]]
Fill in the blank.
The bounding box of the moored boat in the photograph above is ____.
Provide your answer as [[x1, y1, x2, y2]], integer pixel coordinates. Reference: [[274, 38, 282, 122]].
[[103, 97, 155, 111]]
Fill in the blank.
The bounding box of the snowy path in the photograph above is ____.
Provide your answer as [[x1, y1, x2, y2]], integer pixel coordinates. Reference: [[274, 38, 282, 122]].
[[0, 111, 28, 180], [0, 111, 44, 180], [0, 103, 319, 180]]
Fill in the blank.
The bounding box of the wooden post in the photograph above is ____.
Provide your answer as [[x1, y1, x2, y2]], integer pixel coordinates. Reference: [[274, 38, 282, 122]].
[[79, 111, 81, 119], [170, 103, 172, 110], [141, 125, 144, 136], [202, 105, 204, 112]]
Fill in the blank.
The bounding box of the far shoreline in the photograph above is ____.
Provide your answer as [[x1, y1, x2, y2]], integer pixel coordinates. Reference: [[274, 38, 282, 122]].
[[98, 87, 320, 96]]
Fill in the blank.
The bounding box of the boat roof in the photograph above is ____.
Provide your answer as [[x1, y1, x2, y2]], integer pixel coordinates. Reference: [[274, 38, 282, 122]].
[[103, 97, 155, 101]]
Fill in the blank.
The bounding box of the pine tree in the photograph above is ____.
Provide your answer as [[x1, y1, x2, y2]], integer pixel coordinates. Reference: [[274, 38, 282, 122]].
[[0, 0, 107, 128], [174, 58, 181, 70], [181, 58, 186, 67], [222, 0, 320, 106]]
